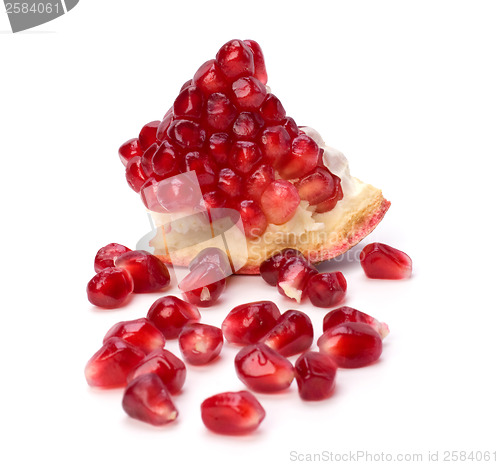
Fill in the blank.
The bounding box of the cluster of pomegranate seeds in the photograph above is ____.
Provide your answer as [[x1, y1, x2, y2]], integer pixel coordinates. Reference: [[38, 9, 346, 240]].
[[360, 242, 413, 279]]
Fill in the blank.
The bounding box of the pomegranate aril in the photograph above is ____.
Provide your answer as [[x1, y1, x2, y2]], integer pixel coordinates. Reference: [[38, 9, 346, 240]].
[[283, 116, 299, 138], [232, 111, 264, 140], [260, 310, 313, 357], [86, 268, 134, 309], [238, 199, 268, 239], [260, 180, 301, 225], [85, 337, 145, 388], [277, 255, 318, 303], [140, 177, 165, 213], [140, 143, 159, 178], [317, 322, 383, 369], [156, 111, 173, 142], [138, 121, 160, 151], [305, 271, 347, 308], [147, 295, 201, 339], [151, 141, 179, 178], [217, 167, 243, 198], [232, 76, 267, 110], [296, 167, 337, 205], [180, 79, 193, 92], [234, 343, 294, 393], [115, 250, 170, 293], [229, 141, 262, 175], [173, 85, 204, 120], [323, 306, 390, 339], [155, 173, 202, 213], [222, 300, 281, 345], [126, 156, 148, 193], [216, 39, 255, 80], [259, 94, 285, 123], [119, 138, 143, 166], [201, 391, 265, 435], [193, 59, 228, 95], [122, 374, 178, 426], [244, 39, 268, 85], [179, 323, 224, 365], [314, 175, 343, 213], [259, 125, 292, 168], [259, 248, 304, 286], [184, 151, 218, 190], [360, 242, 412, 279], [245, 163, 274, 201], [127, 349, 186, 394], [279, 134, 320, 179], [94, 243, 131, 273], [189, 247, 232, 275], [167, 119, 205, 150], [208, 132, 231, 165], [205, 93, 237, 131], [295, 351, 337, 401], [178, 262, 226, 307], [203, 190, 227, 210], [103, 318, 165, 354]]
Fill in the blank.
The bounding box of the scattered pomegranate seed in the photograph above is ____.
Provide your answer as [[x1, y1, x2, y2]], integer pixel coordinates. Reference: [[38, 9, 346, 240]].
[[178, 323, 224, 365], [317, 322, 383, 368], [119, 138, 143, 166], [94, 243, 131, 273], [188, 247, 232, 275], [222, 300, 281, 345], [138, 121, 160, 151], [127, 349, 186, 394], [259, 94, 285, 123], [85, 337, 145, 388], [115, 250, 170, 293], [229, 141, 263, 175], [260, 310, 313, 357], [245, 163, 275, 201], [294, 351, 337, 401], [208, 132, 231, 165], [259, 125, 291, 167], [238, 199, 268, 239], [216, 39, 255, 80], [122, 374, 178, 426], [234, 343, 295, 393], [323, 306, 390, 339], [193, 59, 228, 95], [167, 119, 206, 150], [296, 167, 337, 205], [279, 134, 320, 179], [151, 141, 179, 178], [218, 167, 243, 198], [86, 268, 134, 309], [201, 391, 265, 435], [232, 112, 264, 140], [260, 180, 301, 225], [232, 76, 267, 110], [126, 156, 148, 193], [140, 143, 159, 178], [147, 295, 201, 339], [103, 318, 165, 354], [277, 255, 318, 303], [173, 85, 204, 120], [259, 248, 304, 286], [205, 92, 237, 131], [178, 262, 227, 307], [305, 271, 347, 308], [184, 151, 218, 190], [243, 39, 268, 85], [360, 242, 412, 279]]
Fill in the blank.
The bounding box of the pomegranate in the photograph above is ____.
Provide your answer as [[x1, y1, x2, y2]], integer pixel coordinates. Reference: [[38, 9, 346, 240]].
[[103, 318, 165, 354], [86, 268, 134, 309], [178, 262, 226, 307], [94, 243, 131, 273], [305, 271, 347, 308], [178, 323, 224, 365], [295, 352, 337, 401], [360, 242, 412, 279], [147, 296, 200, 339]]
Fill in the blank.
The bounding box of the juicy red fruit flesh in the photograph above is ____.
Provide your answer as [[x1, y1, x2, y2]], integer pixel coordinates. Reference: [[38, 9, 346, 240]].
[[295, 352, 337, 401], [279, 134, 320, 179], [119, 138, 143, 166], [323, 306, 390, 339], [138, 121, 160, 151], [179, 323, 224, 365], [277, 255, 318, 303], [260, 180, 301, 225], [259, 248, 304, 286], [126, 156, 148, 193], [94, 243, 132, 273], [86, 267, 134, 309], [216, 39, 255, 80], [238, 199, 268, 239], [360, 242, 412, 279], [305, 271, 347, 308], [178, 262, 226, 307], [103, 318, 165, 354]]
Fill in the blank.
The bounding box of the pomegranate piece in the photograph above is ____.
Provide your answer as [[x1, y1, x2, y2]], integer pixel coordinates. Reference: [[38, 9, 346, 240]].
[[234, 343, 294, 393], [205, 93, 237, 131], [260, 310, 313, 357], [259, 94, 285, 123], [201, 391, 265, 435], [115, 250, 170, 293], [245, 163, 275, 201], [178, 262, 227, 307], [279, 134, 320, 179], [232, 76, 267, 110], [259, 248, 304, 286], [296, 167, 337, 205], [230, 141, 263, 174], [122, 374, 178, 426], [238, 199, 268, 239], [166, 119, 205, 150], [188, 247, 232, 275], [178, 323, 224, 365], [94, 243, 131, 273], [151, 141, 179, 178], [86, 268, 134, 309], [305, 271, 347, 308], [259, 126, 291, 168], [244, 39, 268, 85], [119, 138, 143, 166], [103, 318, 165, 354], [277, 255, 318, 303], [360, 242, 412, 279], [260, 180, 301, 225], [127, 349, 186, 394], [218, 167, 243, 198], [126, 156, 148, 193], [232, 112, 264, 140], [138, 121, 160, 151], [222, 300, 281, 345], [317, 322, 383, 368], [173, 85, 204, 120], [193, 59, 228, 95], [147, 295, 201, 339], [85, 337, 145, 388], [216, 39, 255, 80], [323, 306, 390, 339], [294, 351, 337, 401], [208, 132, 231, 165]]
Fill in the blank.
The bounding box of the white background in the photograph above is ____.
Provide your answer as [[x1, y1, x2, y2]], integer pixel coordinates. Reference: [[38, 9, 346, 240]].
[[1, 1, 499, 464]]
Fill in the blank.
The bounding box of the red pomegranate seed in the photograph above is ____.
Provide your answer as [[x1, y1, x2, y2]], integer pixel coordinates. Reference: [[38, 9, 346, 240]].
[[193, 59, 228, 95], [151, 141, 179, 178], [184, 151, 218, 190], [201, 391, 265, 435], [155, 174, 202, 213], [317, 322, 383, 368], [126, 156, 148, 193], [138, 121, 160, 151], [296, 167, 337, 205], [323, 306, 390, 339], [234, 343, 294, 393], [203, 190, 227, 210], [122, 374, 178, 426], [277, 255, 318, 303], [232, 76, 267, 110], [217, 167, 243, 198], [294, 351, 337, 401], [86, 268, 134, 309], [127, 349, 186, 394], [189, 247, 232, 275], [314, 175, 343, 213], [156, 111, 173, 142], [229, 141, 262, 174], [259, 125, 291, 167], [178, 323, 224, 365], [140, 177, 167, 213], [260, 180, 301, 225], [205, 93, 237, 131], [147, 295, 200, 339], [140, 143, 158, 178], [103, 318, 165, 354], [232, 111, 264, 140], [279, 134, 320, 179], [85, 337, 145, 388], [208, 132, 231, 165], [216, 39, 255, 80], [237, 199, 268, 238], [245, 163, 275, 201], [305, 271, 347, 308], [360, 243, 412, 279], [180, 79, 192, 92], [244, 39, 268, 85], [178, 262, 227, 307], [173, 85, 204, 120], [94, 243, 131, 273], [283, 116, 299, 138], [166, 119, 205, 150], [119, 138, 143, 166], [259, 248, 304, 286], [222, 300, 281, 345], [259, 94, 286, 123], [260, 310, 313, 356]]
